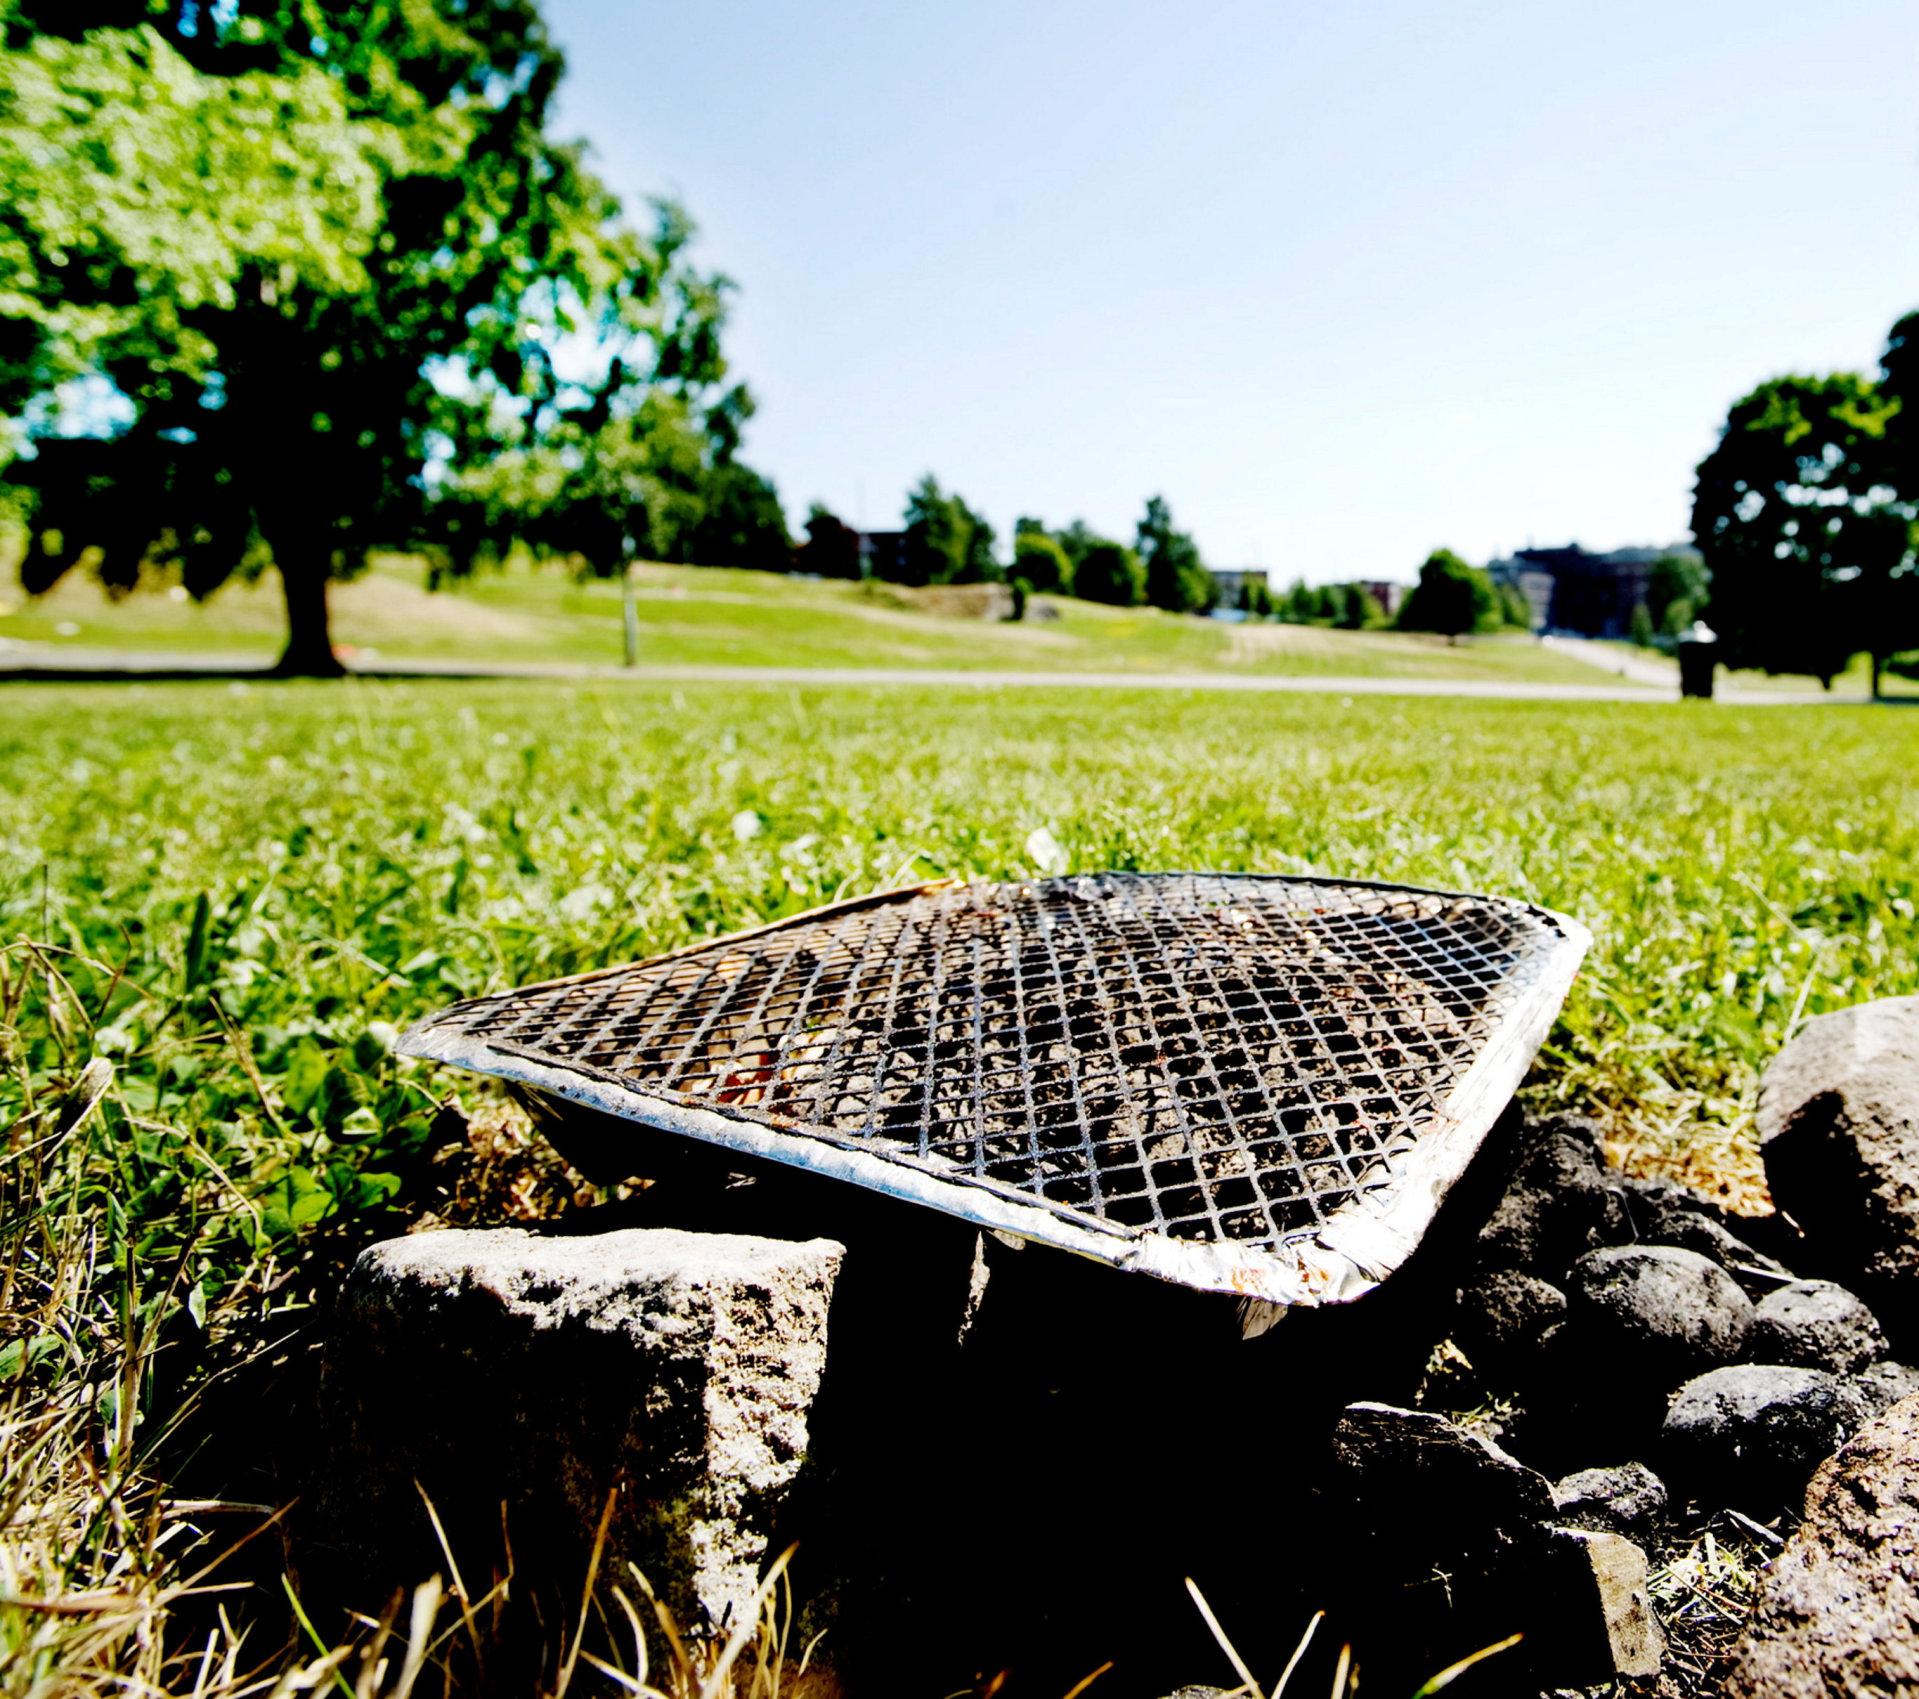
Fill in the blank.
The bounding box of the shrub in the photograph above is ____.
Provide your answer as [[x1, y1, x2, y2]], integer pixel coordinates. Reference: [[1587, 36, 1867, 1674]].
[[1074, 540, 1145, 607], [1013, 530, 1073, 596]]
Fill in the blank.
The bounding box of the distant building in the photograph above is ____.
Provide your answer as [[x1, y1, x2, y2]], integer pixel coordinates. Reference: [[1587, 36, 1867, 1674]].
[[1486, 543, 1699, 638], [1210, 567, 1274, 606], [857, 530, 908, 581], [1355, 578, 1405, 619]]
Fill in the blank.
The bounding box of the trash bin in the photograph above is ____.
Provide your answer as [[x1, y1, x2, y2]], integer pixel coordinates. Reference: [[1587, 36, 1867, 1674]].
[[1676, 620, 1718, 700]]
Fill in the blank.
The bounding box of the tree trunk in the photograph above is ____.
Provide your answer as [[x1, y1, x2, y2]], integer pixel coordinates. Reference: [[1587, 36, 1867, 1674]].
[[1872, 650, 1884, 701], [622, 561, 639, 668], [273, 550, 345, 677]]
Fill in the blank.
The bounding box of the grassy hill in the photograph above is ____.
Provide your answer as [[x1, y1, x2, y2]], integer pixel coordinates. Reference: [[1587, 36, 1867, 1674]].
[[0, 554, 1643, 685]]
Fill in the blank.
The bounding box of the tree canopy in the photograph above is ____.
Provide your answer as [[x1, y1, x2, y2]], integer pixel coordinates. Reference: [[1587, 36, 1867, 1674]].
[[1012, 528, 1073, 596], [798, 504, 860, 579], [1, 0, 757, 671], [1397, 549, 1496, 641], [1691, 368, 1914, 692], [1073, 539, 1144, 607], [896, 475, 998, 586], [1135, 495, 1213, 614]]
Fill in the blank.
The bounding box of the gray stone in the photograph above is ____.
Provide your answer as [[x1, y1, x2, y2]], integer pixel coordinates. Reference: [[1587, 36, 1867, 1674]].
[[1748, 1279, 1888, 1375], [316, 1226, 843, 1631], [1724, 1393, 1919, 1698], [1662, 1364, 1870, 1509], [1564, 1245, 1754, 1388], [1757, 994, 1919, 1290], [1541, 1526, 1665, 1680], [1853, 1359, 1919, 1417], [1549, 1462, 1669, 1542], [1451, 1269, 1566, 1372]]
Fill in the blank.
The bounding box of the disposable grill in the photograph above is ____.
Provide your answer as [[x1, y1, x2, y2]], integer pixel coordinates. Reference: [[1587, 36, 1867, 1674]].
[[399, 873, 1588, 1311]]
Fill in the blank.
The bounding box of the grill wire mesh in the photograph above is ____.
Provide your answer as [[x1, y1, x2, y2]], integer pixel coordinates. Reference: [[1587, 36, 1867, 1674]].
[[406, 874, 1584, 1271]]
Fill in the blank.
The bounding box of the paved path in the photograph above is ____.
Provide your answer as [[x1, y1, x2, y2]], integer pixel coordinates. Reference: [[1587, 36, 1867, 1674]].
[[1539, 633, 1687, 689], [0, 639, 1868, 704]]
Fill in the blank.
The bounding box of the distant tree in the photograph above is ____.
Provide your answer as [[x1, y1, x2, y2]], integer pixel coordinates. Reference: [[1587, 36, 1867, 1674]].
[[953, 496, 1001, 584], [1135, 495, 1214, 614], [683, 462, 792, 571], [1496, 581, 1534, 632], [1014, 529, 1074, 595], [1, 2, 742, 673], [798, 505, 861, 578], [1319, 583, 1354, 627], [1280, 579, 1318, 624], [1339, 584, 1384, 629], [1691, 371, 1914, 694], [1629, 601, 1656, 647], [895, 476, 998, 585], [1054, 519, 1099, 571], [1074, 539, 1145, 607], [439, 387, 712, 575], [1398, 549, 1496, 643], [1645, 552, 1707, 635], [1238, 576, 1274, 619], [899, 475, 964, 585]]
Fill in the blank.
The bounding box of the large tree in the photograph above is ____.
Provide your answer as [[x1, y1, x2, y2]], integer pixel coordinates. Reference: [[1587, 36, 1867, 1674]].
[[1691, 370, 1914, 694], [797, 504, 861, 579], [897, 475, 999, 585], [1397, 548, 1495, 642], [1135, 494, 1214, 614], [1073, 538, 1144, 607], [2, 0, 739, 673]]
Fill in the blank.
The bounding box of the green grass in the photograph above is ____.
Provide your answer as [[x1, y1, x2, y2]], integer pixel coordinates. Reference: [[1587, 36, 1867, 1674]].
[[8, 677, 1914, 1210], [5, 676, 1917, 1691], [0, 555, 1638, 684]]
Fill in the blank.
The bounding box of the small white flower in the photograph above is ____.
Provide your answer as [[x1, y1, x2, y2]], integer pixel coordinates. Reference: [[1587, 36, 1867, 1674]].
[[559, 882, 611, 921], [731, 810, 763, 842], [1024, 826, 1068, 875]]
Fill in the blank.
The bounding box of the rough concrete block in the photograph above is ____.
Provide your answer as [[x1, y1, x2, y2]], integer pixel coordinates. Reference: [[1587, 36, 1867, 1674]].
[[1544, 1526, 1665, 1680], [313, 1226, 842, 1632]]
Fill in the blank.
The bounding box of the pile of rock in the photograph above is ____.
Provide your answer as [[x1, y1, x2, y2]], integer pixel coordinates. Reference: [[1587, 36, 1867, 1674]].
[[308, 995, 1919, 1698], [1437, 1113, 1910, 1514]]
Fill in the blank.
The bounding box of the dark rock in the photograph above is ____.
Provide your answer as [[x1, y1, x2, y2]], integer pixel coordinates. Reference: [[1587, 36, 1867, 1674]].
[[1549, 1462, 1669, 1542], [1724, 1392, 1919, 1698], [1662, 1364, 1870, 1509], [1539, 1526, 1665, 1681], [314, 1226, 843, 1631], [1451, 1269, 1566, 1372], [1564, 1245, 1754, 1387], [1322, 1405, 1665, 1689], [1757, 995, 1919, 1291], [1613, 1174, 1795, 1292], [1476, 1116, 1618, 1278], [1328, 1400, 1555, 1530], [1853, 1359, 1919, 1417], [1748, 1279, 1888, 1375]]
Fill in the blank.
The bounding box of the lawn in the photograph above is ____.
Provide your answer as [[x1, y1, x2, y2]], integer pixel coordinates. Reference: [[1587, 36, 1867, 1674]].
[[0, 554, 1642, 685], [4, 677, 1916, 1691]]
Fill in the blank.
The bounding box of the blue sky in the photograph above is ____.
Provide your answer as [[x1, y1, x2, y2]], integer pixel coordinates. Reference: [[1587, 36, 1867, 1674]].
[[546, 0, 1919, 581]]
